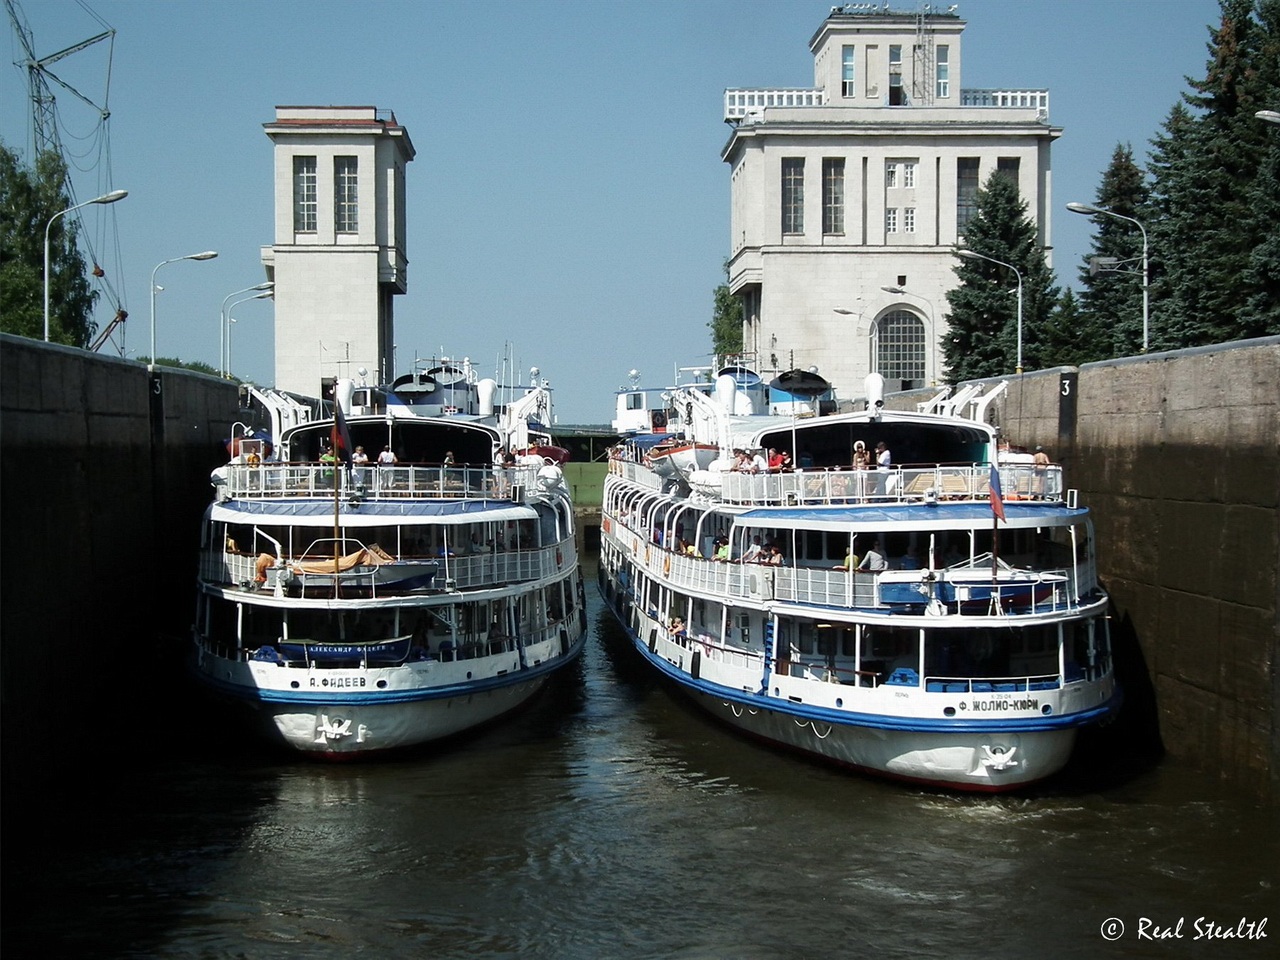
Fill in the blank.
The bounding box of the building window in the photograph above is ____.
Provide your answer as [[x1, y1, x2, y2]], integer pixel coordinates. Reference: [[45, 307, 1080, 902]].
[[957, 157, 980, 234], [841, 45, 856, 98], [886, 207, 899, 233], [875, 309, 926, 384], [293, 156, 317, 233], [904, 207, 916, 233], [885, 162, 897, 189], [823, 158, 845, 235], [997, 157, 1021, 186], [936, 45, 950, 99], [334, 156, 358, 233], [903, 161, 916, 188], [782, 158, 804, 235], [889, 44, 905, 105]]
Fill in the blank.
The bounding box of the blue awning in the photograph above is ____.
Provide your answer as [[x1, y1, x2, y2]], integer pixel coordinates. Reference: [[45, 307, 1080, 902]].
[[733, 501, 1088, 533], [210, 499, 536, 527]]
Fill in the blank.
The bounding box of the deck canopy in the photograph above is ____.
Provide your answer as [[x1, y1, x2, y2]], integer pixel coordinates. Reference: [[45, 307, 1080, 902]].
[[210, 500, 536, 528], [750, 413, 993, 471], [734, 502, 1088, 534]]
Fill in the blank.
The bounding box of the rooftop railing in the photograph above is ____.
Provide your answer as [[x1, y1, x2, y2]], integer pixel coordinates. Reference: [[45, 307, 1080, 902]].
[[724, 87, 1049, 122], [611, 461, 1064, 509], [219, 461, 542, 502]]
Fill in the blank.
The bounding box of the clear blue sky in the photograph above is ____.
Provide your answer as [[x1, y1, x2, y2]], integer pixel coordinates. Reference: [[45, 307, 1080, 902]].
[[4, 0, 1223, 423]]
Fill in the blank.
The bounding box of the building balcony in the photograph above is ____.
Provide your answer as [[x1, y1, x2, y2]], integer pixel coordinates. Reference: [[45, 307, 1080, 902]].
[[724, 87, 1049, 122]]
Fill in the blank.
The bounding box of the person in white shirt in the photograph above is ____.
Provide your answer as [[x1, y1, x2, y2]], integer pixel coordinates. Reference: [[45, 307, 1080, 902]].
[[857, 540, 887, 571]]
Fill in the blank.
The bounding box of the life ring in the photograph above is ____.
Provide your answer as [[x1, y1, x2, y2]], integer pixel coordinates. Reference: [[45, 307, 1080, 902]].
[[556, 549, 563, 566], [651, 411, 667, 429], [664, 555, 672, 576]]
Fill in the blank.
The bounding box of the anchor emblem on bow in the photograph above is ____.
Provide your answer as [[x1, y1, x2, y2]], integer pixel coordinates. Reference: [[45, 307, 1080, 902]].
[[315, 714, 353, 742]]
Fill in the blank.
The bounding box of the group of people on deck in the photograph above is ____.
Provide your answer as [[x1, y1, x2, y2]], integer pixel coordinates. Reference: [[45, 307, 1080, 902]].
[[729, 448, 792, 473], [851, 440, 891, 471]]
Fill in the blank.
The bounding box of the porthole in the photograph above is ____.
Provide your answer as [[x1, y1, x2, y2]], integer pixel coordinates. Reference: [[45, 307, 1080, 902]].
[[1041, 704, 1053, 715], [943, 706, 956, 717], [290, 681, 299, 689], [377, 679, 387, 689]]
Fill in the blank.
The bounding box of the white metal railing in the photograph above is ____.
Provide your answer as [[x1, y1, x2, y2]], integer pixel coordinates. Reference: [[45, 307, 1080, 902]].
[[959, 88, 1049, 111], [221, 462, 542, 501], [203, 541, 571, 593], [609, 520, 1090, 618], [715, 463, 1062, 508], [724, 87, 1048, 122], [724, 87, 826, 120]]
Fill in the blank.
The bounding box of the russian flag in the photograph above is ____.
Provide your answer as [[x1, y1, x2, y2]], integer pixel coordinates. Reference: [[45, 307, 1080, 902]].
[[330, 402, 353, 464], [989, 463, 1006, 522]]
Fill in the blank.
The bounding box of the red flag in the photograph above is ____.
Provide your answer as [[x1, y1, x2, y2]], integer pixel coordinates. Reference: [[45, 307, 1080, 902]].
[[989, 463, 1006, 522], [330, 403, 353, 464]]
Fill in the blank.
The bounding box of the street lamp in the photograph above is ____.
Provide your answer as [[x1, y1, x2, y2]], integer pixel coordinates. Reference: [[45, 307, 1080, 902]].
[[1257, 110, 1280, 126], [956, 249, 1024, 374], [882, 285, 940, 385], [43, 189, 128, 342], [1067, 201, 1150, 352], [150, 251, 218, 369], [220, 282, 273, 378], [221, 287, 273, 377]]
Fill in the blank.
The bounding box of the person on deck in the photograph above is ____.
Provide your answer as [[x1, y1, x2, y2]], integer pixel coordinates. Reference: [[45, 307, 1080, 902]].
[[857, 540, 887, 572]]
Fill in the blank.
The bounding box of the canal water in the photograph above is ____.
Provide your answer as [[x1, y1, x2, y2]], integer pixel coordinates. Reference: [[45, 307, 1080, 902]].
[[5, 562, 1276, 959]]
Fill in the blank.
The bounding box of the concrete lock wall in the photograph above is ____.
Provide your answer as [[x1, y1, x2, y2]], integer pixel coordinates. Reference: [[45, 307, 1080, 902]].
[[0, 334, 241, 772], [889, 337, 1280, 794]]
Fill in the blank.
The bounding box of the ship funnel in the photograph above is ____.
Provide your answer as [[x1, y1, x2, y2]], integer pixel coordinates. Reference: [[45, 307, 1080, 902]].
[[714, 373, 738, 414], [865, 373, 885, 419], [477, 378, 497, 417], [334, 378, 356, 416]]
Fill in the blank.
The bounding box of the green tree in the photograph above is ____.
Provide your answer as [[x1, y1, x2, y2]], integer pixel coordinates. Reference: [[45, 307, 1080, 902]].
[[942, 172, 1059, 382], [1146, 0, 1280, 349], [1039, 288, 1094, 368], [0, 142, 100, 347], [709, 260, 743, 358], [1074, 144, 1151, 359]]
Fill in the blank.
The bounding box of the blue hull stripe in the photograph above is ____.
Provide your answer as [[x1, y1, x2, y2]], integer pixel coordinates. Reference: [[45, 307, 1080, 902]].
[[197, 637, 584, 706]]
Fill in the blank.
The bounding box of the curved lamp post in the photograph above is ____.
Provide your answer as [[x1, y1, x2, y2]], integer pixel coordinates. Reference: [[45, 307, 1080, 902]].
[[220, 282, 273, 378], [1257, 110, 1280, 126], [43, 189, 128, 342], [957, 249, 1023, 374], [221, 287, 274, 378], [1067, 201, 1149, 352], [150, 251, 218, 368]]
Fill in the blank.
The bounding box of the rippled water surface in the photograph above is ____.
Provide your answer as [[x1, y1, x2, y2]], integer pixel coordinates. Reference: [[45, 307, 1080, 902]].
[[5, 569, 1276, 959]]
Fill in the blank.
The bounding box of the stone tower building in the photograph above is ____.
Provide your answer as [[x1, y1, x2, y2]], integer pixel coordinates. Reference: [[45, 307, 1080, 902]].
[[262, 106, 415, 396], [723, 6, 1057, 395]]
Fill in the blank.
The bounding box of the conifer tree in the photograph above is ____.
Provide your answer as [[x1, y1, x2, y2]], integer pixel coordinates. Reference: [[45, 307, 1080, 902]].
[[1146, 0, 1280, 348], [942, 172, 1059, 382], [1039, 289, 1094, 368]]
